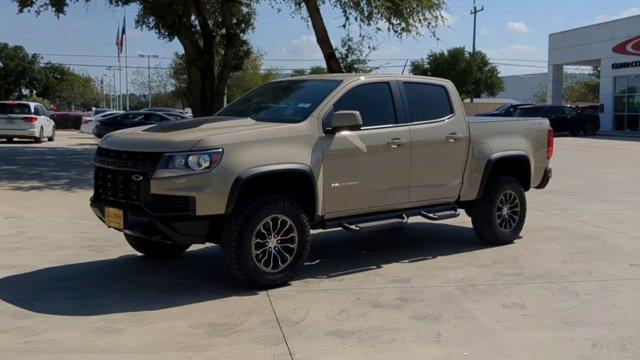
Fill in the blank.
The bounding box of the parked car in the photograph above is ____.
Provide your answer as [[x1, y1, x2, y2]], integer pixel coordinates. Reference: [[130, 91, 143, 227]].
[[91, 74, 553, 288], [476, 103, 534, 117], [0, 101, 56, 143], [140, 107, 187, 116], [81, 111, 123, 134], [515, 105, 600, 136], [93, 111, 188, 138]]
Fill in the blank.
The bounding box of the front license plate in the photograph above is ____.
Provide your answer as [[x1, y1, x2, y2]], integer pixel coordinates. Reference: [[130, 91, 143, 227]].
[[104, 206, 124, 230]]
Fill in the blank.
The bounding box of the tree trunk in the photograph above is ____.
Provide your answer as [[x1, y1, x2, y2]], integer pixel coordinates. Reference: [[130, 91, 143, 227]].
[[302, 0, 343, 73]]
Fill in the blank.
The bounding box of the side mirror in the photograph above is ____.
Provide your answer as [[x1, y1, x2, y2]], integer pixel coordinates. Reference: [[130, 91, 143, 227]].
[[325, 110, 363, 133]]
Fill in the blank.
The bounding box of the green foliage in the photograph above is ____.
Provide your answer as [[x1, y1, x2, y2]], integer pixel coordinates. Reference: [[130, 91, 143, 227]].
[[227, 53, 279, 102], [270, 0, 445, 73], [14, 0, 257, 116], [335, 34, 378, 73], [171, 51, 280, 105], [564, 68, 600, 103], [411, 47, 503, 100], [289, 66, 328, 76], [0, 42, 40, 99], [0, 42, 100, 110]]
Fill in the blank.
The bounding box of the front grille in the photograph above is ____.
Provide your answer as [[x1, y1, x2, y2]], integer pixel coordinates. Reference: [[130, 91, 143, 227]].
[[94, 148, 161, 205], [93, 147, 194, 214], [95, 167, 145, 204]]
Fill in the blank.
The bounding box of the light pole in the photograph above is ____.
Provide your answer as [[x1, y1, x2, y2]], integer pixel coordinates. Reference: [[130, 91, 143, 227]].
[[138, 53, 159, 108]]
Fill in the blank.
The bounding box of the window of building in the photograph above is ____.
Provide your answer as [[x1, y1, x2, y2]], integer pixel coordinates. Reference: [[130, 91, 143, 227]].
[[613, 75, 640, 133]]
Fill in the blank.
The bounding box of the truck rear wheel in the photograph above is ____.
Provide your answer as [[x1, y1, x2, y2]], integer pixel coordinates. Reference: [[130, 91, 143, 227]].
[[125, 234, 190, 260], [221, 195, 311, 288], [471, 176, 527, 245]]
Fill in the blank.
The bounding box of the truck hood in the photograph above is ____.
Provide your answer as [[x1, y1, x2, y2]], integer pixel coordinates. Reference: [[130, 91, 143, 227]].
[[99, 116, 287, 152]]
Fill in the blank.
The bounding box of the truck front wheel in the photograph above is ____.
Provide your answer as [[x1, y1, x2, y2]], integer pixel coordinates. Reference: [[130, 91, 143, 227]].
[[470, 176, 527, 245], [125, 234, 190, 260], [221, 195, 311, 288]]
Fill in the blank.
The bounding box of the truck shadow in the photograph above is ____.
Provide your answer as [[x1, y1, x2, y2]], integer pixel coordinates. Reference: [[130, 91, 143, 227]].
[[0, 222, 491, 316], [0, 145, 95, 191]]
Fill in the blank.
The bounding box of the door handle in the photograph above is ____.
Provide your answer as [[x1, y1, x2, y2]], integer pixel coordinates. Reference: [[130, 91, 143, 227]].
[[446, 132, 463, 142], [387, 138, 408, 148]]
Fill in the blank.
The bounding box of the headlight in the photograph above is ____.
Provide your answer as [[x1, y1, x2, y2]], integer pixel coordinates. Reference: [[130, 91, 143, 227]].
[[154, 149, 223, 179]]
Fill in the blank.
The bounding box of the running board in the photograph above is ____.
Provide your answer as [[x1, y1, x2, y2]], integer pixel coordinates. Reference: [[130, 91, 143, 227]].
[[341, 214, 408, 233], [419, 208, 460, 221], [324, 204, 460, 232]]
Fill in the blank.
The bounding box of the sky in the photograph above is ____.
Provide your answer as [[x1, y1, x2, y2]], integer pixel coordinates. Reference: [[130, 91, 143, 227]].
[[1, 0, 639, 86]]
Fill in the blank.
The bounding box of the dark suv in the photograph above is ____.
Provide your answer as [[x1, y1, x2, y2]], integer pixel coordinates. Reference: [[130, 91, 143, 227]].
[[477, 103, 534, 117], [515, 105, 600, 136]]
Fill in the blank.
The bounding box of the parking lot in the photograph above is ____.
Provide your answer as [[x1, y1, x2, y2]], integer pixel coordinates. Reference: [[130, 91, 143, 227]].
[[1, 131, 639, 359]]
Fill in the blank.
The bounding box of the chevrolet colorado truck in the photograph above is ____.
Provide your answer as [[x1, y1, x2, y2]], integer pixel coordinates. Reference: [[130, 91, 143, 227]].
[[90, 74, 553, 288]]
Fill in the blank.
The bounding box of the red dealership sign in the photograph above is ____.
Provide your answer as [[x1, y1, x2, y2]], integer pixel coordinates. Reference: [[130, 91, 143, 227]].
[[612, 35, 640, 56]]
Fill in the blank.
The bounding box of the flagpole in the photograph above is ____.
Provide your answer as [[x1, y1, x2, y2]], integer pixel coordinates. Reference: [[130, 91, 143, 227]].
[[124, 12, 129, 111]]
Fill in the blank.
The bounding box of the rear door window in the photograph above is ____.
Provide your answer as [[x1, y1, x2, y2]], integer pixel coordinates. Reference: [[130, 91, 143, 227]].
[[0, 103, 33, 115], [403, 82, 454, 122], [333, 82, 397, 127]]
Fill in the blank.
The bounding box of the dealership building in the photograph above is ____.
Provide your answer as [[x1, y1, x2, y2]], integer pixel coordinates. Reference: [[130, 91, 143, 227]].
[[548, 15, 640, 133]]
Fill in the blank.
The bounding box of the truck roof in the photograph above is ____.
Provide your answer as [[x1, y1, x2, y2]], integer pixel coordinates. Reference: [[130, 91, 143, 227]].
[[282, 73, 453, 84]]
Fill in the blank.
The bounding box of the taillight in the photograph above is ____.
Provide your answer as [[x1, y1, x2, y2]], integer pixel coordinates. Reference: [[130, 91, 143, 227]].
[[23, 116, 38, 123], [82, 118, 92, 124], [547, 128, 554, 159]]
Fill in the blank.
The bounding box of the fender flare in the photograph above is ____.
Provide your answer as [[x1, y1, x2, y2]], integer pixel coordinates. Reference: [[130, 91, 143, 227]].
[[225, 164, 317, 214], [477, 151, 531, 197]]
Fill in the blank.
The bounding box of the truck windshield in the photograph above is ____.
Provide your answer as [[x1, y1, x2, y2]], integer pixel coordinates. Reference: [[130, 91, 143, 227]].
[[218, 79, 341, 123], [0, 103, 32, 115]]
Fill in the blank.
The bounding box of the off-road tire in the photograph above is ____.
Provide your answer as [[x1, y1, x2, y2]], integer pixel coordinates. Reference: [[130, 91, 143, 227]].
[[34, 128, 44, 143], [125, 234, 190, 260], [221, 194, 311, 288], [47, 127, 56, 142], [470, 176, 527, 245]]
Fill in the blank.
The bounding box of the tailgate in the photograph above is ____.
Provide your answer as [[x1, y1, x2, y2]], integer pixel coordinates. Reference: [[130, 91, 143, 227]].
[[0, 115, 33, 130]]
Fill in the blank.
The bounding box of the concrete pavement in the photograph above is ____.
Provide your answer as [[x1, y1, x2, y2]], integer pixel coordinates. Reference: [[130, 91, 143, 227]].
[[1, 132, 639, 359]]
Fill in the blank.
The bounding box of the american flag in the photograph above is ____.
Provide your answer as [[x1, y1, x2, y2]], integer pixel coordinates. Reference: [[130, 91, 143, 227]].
[[115, 26, 121, 63], [115, 16, 125, 63]]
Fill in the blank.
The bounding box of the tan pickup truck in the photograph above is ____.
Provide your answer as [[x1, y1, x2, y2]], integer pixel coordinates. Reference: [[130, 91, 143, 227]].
[[90, 74, 553, 288]]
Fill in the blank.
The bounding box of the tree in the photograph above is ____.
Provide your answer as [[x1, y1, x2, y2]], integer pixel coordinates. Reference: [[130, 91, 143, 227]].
[[564, 68, 600, 104], [171, 50, 280, 105], [226, 53, 279, 102], [289, 66, 328, 76], [0, 42, 40, 99], [335, 35, 378, 73], [411, 47, 503, 100], [14, 0, 256, 117], [270, 0, 446, 73]]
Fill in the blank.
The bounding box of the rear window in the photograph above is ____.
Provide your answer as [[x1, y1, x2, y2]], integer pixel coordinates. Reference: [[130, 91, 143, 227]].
[[516, 107, 541, 117], [0, 103, 32, 115], [403, 82, 454, 122]]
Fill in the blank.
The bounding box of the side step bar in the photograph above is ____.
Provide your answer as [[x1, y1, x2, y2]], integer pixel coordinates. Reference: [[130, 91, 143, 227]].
[[326, 204, 460, 232], [341, 214, 408, 232], [420, 208, 460, 221]]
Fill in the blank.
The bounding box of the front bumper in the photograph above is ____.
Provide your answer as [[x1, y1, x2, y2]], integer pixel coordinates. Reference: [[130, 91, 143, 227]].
[[535, 167, 552, 189], [90, 197, 218, 245]]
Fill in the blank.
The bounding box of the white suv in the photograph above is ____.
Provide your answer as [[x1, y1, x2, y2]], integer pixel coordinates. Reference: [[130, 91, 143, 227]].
[[0, 101, 56, 143]]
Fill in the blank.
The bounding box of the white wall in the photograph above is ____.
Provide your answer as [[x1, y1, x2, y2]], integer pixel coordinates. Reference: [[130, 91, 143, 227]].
[[548, 15, 640, 132]]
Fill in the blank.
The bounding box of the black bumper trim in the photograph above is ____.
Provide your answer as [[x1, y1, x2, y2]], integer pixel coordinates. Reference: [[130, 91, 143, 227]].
[[535, 168, 552, 189], [90, 197, 214, 245]]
